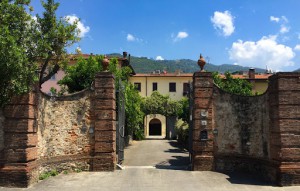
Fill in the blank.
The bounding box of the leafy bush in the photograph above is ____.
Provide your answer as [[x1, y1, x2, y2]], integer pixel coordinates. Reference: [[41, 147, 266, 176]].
[[175, 119, 189, 145], [213, 71, 253, 96], [125, 83, 144, 139], [141, 91, 183, 117], [58, 55, 103, 93]]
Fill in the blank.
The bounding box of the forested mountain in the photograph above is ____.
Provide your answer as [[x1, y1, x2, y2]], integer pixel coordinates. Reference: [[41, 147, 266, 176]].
[[108, 53, 266, 74]]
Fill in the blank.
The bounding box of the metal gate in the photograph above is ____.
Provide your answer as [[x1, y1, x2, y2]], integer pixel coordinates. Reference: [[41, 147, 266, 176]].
[[188, 81, 194, 163], [116, 79, 125, 164]]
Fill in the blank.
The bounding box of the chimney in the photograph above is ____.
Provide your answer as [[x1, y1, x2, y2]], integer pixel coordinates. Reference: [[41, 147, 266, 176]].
[[248, 68, 255, 79], [123, 51, 128, 58]]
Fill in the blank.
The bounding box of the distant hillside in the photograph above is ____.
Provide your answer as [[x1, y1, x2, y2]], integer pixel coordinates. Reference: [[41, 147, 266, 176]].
[[108, 53, 266, 74], [294, 68, 300, 72]]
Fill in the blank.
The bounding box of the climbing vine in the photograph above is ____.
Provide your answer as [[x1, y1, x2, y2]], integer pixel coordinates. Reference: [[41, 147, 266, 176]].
[[212, 72, 253, 96]]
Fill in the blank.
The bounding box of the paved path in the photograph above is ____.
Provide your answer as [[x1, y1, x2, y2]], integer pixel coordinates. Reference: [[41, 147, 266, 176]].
[[1, 140, 300, 191], [122, 140, 190, 169]]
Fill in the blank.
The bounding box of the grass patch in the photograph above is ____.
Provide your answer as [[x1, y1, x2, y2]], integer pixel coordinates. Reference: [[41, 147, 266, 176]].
[[39, 170, 59, 180]]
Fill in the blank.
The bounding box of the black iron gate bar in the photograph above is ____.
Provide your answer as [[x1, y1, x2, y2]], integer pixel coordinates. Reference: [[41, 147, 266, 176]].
[[116, 79, 125, 164]]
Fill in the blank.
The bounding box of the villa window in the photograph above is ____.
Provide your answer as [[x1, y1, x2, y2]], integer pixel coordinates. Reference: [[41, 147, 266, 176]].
[[153, 82, 157, 91], [134, 82, 141, 92], [169, 82, 176, 92], [183, 83, 190, 96]]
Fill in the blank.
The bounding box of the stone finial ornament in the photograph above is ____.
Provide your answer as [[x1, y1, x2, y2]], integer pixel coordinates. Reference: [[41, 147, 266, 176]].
[[198, 54, 206, 72], [102, 55, 109, 71]]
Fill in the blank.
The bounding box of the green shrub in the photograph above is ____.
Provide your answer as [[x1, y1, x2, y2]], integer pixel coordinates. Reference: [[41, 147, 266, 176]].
[[175, 119, 189, 144], [39, 170, 59, 180]]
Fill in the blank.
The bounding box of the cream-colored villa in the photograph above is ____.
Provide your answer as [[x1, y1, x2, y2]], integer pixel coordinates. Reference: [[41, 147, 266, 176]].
[[129, 72, 193, 139]]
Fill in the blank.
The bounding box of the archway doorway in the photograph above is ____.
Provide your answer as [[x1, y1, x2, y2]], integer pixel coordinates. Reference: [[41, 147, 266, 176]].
[[149, 118, 162, 136]]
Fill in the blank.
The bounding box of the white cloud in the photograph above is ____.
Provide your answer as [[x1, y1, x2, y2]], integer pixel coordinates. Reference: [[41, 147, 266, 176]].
[[127, 34, 135, 41], [65, 14, 90, 38], [172, 31, 189, 42], [126, 33, 144, 42], [280, 25, 290, 34], [270, 16, 290, 34], [177, 32, 188, 39], [294, 45, 300, 51], [270, 16, 280, 22], [229, 35, 295, 71], [156, 56, 164, 61], [211, 11, 235, 37]]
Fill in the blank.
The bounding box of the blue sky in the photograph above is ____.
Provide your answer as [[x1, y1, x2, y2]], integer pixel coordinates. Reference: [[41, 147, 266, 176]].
[[31, 0, 300, 71]]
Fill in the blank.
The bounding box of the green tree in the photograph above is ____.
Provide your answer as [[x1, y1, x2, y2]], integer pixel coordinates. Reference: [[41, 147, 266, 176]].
[[212, 72, 253, 96], [0, 0, 78, 107], [178, 97, 189, 123], [36, 0, 79, 85], [141, 91, 183, 117], [58, 55, 103, 93], [124, 83, 144, 140], [0, 0, 37, 107]]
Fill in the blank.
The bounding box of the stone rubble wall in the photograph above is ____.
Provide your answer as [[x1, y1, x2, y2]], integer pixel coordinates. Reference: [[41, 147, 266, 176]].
[[0, 110, 4, 153], [213, 87, 269, 158], [37, 90, 94, 172]]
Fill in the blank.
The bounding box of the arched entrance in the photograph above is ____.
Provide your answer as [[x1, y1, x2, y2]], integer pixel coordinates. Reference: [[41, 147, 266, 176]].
[[144, 114, 166, 138], [149, 118, 162, 136]]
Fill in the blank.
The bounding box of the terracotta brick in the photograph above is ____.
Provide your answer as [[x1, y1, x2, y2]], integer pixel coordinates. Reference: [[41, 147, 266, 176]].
[[95, 131, 116, 142], [94, 141, 116, 153], [277, 91, 300, 105], [0, 165, 31, 187], [5, 147, 37, 162], [192, 140, 214, 151], [194, 88, 213, 98], [277, 75, 300, 91], [94, 110, 116, 120], [194, 97, 213, 109], [281, 148, 300, 161], [5, 133, 37, 148], [4, 119, 36, 133], [3, 105, 35, 119], [92, 153, 116, 171], [94, 121, 116, 131], [94, 99, 115, 110], [192, 156, 214, 171], [95, 77, 115, 89], [278, 105, 300, 119], [278, 119, 300, 132], [94, 88, 115, 100], [280, 134, 300, 147], [193, 72, 214, 89], [10, 92, 37, 105], [193, 77, 213, 88]]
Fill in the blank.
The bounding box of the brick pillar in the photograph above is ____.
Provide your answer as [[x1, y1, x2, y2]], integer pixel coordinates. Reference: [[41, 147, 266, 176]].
[[269, 73, 300, 186], [93, 72, 116, 171], [192, 72, 214, 171], [0, 88, 38, 187]]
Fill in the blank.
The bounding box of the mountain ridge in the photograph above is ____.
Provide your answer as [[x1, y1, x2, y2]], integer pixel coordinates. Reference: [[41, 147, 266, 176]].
[[108, 53, 266, 74]]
